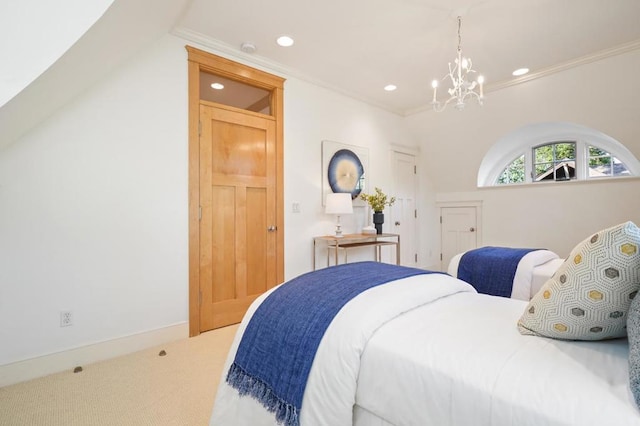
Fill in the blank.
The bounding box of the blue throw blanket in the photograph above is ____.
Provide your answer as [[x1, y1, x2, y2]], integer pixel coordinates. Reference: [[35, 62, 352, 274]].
[[458, 246, 537, 298], [226, 261, 436, 426]]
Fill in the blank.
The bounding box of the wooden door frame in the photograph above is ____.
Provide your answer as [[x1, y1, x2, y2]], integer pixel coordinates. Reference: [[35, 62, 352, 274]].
[[186, 46, 285, 336]]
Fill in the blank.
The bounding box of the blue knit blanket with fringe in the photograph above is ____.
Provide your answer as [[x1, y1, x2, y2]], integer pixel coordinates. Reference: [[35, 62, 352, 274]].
[[226, 261, 435, 426], [457, 246, 537, 298]]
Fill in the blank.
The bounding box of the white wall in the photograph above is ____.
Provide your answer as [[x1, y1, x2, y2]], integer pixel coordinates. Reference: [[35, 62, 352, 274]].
[[0, 33, 414, 370], [406, 49, 640, 263], [283, 78, 415, 278], [0, 34, 189, 367]]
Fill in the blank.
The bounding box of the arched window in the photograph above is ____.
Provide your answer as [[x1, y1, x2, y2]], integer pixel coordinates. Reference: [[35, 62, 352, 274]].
[[478, 122, 640, 187]]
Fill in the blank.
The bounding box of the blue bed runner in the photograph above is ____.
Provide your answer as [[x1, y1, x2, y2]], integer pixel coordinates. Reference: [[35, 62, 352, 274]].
[[226, 261, 437, 426], [457, 247, 537, 298]]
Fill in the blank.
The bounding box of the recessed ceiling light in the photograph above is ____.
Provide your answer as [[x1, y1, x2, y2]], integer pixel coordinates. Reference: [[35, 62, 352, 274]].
[[210, 83, 224, 90], [276, 35, 294, 47], [384, 84, 397, 92], [512, 68, 530, 77]]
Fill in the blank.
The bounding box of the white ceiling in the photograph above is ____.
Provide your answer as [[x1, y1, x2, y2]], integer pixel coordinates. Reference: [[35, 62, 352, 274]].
[[174, 0, 640, 115]]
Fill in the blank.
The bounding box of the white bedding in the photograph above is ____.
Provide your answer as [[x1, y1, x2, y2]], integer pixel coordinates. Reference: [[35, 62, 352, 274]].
[[356, 292, 639, 425], [211, 271, 640, 426], [447, 249, 561, 300], [211, 273, 475, 425]]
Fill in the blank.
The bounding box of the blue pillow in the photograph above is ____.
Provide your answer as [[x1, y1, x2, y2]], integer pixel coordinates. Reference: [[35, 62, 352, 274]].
[[628, 292, 640, 408]]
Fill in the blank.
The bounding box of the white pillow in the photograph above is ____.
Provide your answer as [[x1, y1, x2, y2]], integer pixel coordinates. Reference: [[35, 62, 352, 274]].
[[518, 221, 640, 340]]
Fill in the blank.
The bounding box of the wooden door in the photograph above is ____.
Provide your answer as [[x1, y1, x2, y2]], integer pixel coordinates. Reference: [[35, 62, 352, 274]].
[[187, 46, 284, 336], [391, 151, 417, 266], [440, 206, 478, 270], [199, 103, 277, 331]]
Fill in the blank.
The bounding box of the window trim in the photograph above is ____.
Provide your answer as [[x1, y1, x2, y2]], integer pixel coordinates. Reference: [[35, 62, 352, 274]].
[[478, 122, 640, 187]]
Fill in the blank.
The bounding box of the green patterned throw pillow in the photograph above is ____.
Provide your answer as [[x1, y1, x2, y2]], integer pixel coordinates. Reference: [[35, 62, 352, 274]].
[[518, 221, 640, 340]]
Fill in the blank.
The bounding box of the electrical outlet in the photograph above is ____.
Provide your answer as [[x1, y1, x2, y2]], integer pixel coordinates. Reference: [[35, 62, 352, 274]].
[[60, 311, 73, 327]]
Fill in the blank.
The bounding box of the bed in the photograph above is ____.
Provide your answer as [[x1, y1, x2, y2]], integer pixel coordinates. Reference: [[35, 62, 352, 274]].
[[447, 247, 563, 300], [211, 221, 640, 426]]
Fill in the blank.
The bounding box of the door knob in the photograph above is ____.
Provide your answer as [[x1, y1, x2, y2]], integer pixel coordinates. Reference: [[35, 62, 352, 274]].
[[268, 226, 277, 232], [395, 221, 400, 226], [470, 227, 475, 232]]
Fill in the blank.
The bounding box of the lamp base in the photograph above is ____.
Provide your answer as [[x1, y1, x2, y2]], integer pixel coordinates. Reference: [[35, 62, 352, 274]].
[[334, 215, 345, 238]]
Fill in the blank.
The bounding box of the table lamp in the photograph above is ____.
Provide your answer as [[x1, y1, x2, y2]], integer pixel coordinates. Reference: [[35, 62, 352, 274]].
[[325, 193, 353, 238]]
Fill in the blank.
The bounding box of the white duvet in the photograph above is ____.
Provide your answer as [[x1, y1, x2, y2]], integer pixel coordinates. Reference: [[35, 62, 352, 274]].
[[356, 292, 639, 426], [211, 272, 640, 426], [211, 273, 475, 425]]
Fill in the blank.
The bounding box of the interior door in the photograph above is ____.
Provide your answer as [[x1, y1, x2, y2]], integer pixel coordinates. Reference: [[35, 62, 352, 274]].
[[199, 102, 277, 331], [391, 151, 417, 266], [440, 206, 478, 270]]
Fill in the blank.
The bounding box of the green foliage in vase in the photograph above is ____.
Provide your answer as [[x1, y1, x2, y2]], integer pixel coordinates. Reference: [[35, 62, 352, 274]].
[[360, 187, 396, 212]]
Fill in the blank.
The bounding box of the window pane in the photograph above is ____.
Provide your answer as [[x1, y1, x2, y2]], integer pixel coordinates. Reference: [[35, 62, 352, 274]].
[[589, 156, 611, 166], [535, 162, 553, 180], [589, 162, 611, 177], [589, 151, 630, 178], [555, 161, 576, 180], [497, 155, 525, 184], [555, 143, 575, 160], [589, 146, 609, 157], [534, 145, 553, 163], [613, 157, 630, 176], [587, 145, 632, 178], [199, 71, 272, 115]]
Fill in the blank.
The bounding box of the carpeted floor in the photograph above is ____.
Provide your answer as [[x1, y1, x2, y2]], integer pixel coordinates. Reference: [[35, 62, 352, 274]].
[[0, 324, 238, 426]]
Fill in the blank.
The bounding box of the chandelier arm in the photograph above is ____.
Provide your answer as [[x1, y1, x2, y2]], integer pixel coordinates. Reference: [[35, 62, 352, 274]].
[[430, 15, 484, 112]]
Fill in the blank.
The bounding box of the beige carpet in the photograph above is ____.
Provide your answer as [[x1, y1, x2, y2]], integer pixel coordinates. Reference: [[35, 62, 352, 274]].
[[0, 324, 238, 426]]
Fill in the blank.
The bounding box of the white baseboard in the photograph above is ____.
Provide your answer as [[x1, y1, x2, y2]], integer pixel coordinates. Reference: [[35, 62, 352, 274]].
[[0, 322, 189, 388]]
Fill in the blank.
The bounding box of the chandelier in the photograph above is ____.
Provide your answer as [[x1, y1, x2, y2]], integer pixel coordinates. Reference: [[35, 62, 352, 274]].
[[431, 16, 484, 112]]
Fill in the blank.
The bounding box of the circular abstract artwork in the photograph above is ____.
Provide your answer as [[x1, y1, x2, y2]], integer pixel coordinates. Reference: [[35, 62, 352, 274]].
[[327, 149, 365, 199]]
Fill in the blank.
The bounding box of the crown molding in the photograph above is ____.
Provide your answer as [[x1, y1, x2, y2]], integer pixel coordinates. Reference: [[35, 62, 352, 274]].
[[171, 26, 405, 116], [488, 38, 640, 92], [172, 27, 640, 118]]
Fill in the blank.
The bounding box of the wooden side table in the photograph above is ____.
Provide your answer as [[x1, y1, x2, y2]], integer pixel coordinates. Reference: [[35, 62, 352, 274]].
[[312, 233, 400, 270]]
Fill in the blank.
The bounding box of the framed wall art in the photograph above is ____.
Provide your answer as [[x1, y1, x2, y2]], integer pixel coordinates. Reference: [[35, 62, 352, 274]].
[[321, 140, 369, 206]]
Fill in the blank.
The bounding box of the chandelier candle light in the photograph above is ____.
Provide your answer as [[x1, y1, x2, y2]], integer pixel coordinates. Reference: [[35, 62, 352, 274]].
[[431, 16, 484, 112]]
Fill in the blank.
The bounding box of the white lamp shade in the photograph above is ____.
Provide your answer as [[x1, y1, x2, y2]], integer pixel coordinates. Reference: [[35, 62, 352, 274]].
[[325, 193, 353, 215]]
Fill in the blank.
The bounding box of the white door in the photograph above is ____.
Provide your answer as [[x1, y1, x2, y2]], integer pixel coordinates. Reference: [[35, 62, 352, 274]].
[[391, 151, 417, 266], [440, 206, 478, 270]]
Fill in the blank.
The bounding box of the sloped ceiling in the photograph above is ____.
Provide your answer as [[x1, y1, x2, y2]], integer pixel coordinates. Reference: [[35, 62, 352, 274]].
[[0, 0, 191, 151], [2, 0, 640, 150]]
